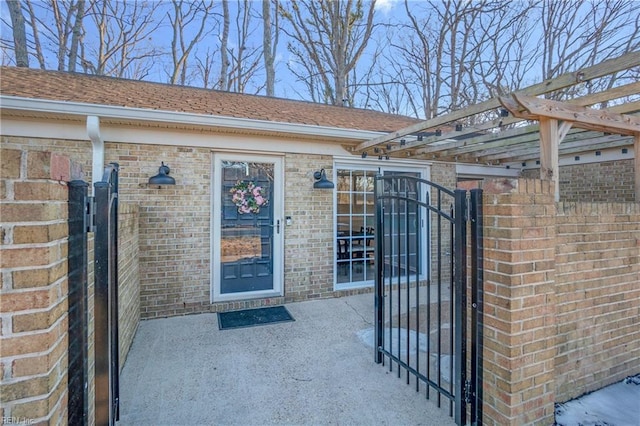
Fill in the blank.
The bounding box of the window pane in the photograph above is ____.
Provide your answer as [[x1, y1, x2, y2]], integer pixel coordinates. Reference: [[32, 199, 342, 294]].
[[336, 167, 425, 288]]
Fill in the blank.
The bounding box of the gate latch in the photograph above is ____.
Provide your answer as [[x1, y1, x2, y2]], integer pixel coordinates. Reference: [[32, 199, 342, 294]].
[[85, 196, 96, 233], [464, 380, 474, 403]]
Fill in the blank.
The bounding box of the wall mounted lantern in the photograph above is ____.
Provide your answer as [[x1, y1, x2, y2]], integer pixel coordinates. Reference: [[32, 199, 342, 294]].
[[313, 169, 334, 189], [148, 162, 176, 185]]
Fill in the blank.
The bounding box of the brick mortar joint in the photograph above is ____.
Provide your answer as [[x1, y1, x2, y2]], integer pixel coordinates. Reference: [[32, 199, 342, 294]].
[[1, 322, 68, 368]]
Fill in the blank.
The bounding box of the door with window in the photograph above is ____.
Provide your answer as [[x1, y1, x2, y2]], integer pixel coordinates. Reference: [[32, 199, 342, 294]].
[[212, 154, 283, 301], [335, 163, 426, 289]]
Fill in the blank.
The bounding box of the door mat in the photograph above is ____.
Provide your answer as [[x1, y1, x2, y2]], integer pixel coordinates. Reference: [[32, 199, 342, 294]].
[[218, 306, 294, 330]]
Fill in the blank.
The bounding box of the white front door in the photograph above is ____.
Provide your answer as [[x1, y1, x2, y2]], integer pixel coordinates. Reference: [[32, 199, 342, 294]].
[[212, 153, 283, 302]]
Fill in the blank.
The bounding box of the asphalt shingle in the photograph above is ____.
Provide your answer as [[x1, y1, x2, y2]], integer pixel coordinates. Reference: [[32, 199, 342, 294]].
[[0, 66, 419, 133]]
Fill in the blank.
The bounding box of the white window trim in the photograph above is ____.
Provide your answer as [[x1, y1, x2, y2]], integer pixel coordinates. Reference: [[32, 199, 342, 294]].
[[333, 159, 431, 291]]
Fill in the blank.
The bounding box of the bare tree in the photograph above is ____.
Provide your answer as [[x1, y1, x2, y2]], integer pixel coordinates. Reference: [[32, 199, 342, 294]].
[[279, 0, 378, 105], [6, 0, 28, 67], [194, 45, 219, 88], [67, 0, 85, 72], [167, 0, 214, 85], [191, 1, 264, 93], [262, 0, 279, 96], [539, 0, 640, 99], [12, 0, 85, 71], [472, 1, 538, 96], [217, 0, 230, 89], [225, 0, 263, 93], [83, 0, 163, 78], [48, 0, 84, 71], [363, 0, 537, 119], [23, 0, 46, 68]]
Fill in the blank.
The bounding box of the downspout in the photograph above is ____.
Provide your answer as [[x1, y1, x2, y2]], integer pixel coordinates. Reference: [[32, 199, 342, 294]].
[[87, 115, 103, 195]]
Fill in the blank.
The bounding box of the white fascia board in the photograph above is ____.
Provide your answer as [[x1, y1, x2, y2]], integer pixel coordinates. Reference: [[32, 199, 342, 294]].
[[0, 116, 354, 156], [0, 95, 385, 141]]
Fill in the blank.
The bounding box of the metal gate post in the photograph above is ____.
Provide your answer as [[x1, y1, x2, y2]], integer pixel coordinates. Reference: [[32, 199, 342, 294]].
[[470, 188, 484, 425], [374, 173, 384, 364], [94, 180, 110, 426], [94, 163, 120, 426], [107, 165, 120, 424], [453, 189, 467, 426], [68, 180, 89, 425]]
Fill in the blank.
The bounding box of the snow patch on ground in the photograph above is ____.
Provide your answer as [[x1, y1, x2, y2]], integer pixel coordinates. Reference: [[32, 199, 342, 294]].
[[357, 327, 428, 354], [357, 327, 455, 383], [358, 327, 639, 425], [554, 374, 640, 426]]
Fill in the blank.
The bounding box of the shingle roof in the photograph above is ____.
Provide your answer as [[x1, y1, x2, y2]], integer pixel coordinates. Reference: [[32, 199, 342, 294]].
[[0, 66, 419, 133]]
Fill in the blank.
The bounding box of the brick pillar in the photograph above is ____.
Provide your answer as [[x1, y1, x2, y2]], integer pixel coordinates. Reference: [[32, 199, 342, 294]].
[[482, 178, 557, 425], [0, 149, 77, 424]]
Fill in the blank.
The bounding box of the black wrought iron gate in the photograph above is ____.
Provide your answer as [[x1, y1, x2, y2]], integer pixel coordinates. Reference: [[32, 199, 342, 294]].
[[68, 163, 120, 426], [94, 164, 120, 426], [373, 175, 483, 426]]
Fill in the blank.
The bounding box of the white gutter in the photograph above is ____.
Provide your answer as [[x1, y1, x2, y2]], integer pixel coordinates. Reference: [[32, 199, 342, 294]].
[[86, 116, 103, 194], [0, 95, 385, 142]]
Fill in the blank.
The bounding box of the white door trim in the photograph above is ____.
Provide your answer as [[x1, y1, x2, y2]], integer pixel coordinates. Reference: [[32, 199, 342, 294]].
[[211, 152, 284, 302]]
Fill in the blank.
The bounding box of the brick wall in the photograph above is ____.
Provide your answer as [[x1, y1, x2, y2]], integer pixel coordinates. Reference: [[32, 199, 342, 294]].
[[106, 143, 212, 318], [481, 178, 640, 425], [0, 149, 76, 424], [554, 202, 640, 401], [118, 203, 140, 366], [1, 138, 352, 317], [283, 154, 335, 301], [521, 159, 635, 202], [482, 179, 557, 425], [0, 145, 141, 424]]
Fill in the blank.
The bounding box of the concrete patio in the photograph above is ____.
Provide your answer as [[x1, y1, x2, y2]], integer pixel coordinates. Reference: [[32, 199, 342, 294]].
[[116, 293, 456, 425]]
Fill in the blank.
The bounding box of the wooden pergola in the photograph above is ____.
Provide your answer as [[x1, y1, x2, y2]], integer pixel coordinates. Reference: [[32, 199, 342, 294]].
[[352, 51, 640, 200]]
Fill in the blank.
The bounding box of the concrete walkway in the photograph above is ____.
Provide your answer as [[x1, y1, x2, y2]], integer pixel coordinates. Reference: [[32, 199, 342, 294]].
[[117, 293, 456, 426]]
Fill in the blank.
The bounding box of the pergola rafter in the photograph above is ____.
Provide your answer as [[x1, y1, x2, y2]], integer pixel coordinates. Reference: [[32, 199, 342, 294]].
[[355, 51, 640, 200], [438, 101, 640, 161], [499, 93, 640, 200], [354, 51, 640, 156]]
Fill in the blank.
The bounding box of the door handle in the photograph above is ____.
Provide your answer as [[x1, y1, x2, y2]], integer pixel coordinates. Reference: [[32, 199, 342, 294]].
[[276, 219, 280, 234]]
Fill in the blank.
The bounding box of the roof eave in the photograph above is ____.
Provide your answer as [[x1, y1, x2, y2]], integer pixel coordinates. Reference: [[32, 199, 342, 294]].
[[0, 95, 386, 142]]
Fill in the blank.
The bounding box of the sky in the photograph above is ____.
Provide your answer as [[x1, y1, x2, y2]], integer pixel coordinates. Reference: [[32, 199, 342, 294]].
[[1, 0, 637, 118]]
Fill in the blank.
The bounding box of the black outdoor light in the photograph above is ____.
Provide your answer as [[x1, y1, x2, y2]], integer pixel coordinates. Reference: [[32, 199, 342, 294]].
[[313, 169, 334, 189], [148, 162, 176, 185]]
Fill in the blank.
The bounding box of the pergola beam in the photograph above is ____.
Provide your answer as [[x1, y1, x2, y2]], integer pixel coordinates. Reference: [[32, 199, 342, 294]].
[[510, 94, 640, 135], [354, 51, 640, 153], [416, 100, 640, 159], [500, 93, 640, 201]]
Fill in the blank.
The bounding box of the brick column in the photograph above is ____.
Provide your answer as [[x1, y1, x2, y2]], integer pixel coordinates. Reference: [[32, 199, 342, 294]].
[[1, 149, 77, 424], [482, 178, 557, 425]]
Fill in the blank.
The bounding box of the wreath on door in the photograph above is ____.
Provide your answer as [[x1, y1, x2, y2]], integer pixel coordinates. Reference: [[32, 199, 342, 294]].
[[230, 180, 268, 214]]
